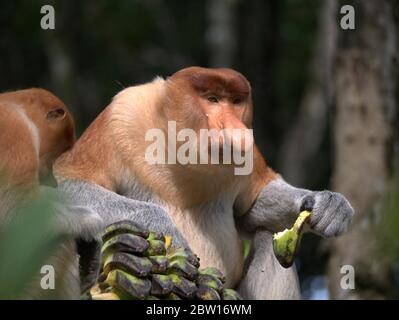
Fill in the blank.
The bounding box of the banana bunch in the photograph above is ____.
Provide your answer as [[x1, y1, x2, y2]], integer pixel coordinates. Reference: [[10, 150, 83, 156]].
[[90, 220, 242, 300]]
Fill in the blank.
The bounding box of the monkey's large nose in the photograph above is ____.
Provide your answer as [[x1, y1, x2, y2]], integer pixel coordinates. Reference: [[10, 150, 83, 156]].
[[221, 115, 253, 153]]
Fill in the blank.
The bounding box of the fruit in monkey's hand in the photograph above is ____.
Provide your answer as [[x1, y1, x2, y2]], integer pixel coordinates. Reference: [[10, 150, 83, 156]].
[[90, 220, 242, 300], [272, 210, 312, 268]]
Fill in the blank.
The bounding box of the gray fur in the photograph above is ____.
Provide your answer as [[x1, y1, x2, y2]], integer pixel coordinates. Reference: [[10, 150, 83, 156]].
[[237, 177, 353, 299], [57, 176, 353, 300], [238, 229, 301, 300], [58, 180, 190, 248], [238, 177, 354, 237]]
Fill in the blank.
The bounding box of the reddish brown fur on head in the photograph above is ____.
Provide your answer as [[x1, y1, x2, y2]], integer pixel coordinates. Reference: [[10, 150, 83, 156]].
[[168, 67, 253, 125], [0, 88, 75, 177], [165, 67, 253, 154]]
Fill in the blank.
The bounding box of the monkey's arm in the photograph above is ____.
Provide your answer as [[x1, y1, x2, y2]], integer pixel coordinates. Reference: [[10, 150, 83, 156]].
[[238, 175, 354, 237], [39, 186, 104, 294], [236, 147, 354, 236], [57, 180, 191, 249]]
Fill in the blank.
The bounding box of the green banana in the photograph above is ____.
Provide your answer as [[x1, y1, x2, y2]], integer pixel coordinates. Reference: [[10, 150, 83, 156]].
[[199, 267, 226, 283], [102, 220, 149, 241], [91, 222, 242, 300], [103, 252, 153, 277], [144, 237, 166, 256], [196, 273, 224, 292], [222, 288, 243, 300], [148, 255, 169, 273], [169, 274, 197, 299], [105, 269, 151, 299], [102, 233, 149, 256], [168, 257, 198, 280], [272, 210, 312, 268], [167, 247, 200, 268], [151, 274, 173, 296], [195, 285, 221, 300]]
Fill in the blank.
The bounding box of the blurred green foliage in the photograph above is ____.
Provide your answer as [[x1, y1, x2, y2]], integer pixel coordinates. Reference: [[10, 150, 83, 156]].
[[0, 190, 63, 299]]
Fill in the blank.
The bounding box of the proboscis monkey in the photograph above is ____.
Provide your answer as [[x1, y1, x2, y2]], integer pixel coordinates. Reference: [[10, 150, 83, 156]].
[[0, 88, 102, 299], [55, 67, 354, 299]]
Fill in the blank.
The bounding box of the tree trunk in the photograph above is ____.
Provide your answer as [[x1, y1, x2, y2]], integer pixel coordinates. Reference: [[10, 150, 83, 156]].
[[327, 0, 397, 299]]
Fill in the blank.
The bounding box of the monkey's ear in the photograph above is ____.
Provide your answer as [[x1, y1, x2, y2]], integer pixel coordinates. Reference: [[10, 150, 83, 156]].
[[46, 108, 66, 121]]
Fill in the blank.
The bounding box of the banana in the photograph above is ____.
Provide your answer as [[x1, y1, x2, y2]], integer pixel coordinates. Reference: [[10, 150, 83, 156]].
[[91, 222, 242, 300], [167, 247, 200, 268], [169, 274, 197, 299], [272, 210, 312, 268], [199, 267, 226, 284], [151, 274, 173, 296], [164, 292, 182, 300], [102, 233, 149, 257], [168, 257, 198, 280], [145, 239, 166, 256], [196, 285, 221, 300], [91, 291, 121, 300], [148, 255, 169, 273], [103, 252, 153, 277], [102, 220, 149, 241], [147, 231, 166, 242], [196, 274, 224, 292], [222, 288, 243, 300], [105, 269, 151, 299]]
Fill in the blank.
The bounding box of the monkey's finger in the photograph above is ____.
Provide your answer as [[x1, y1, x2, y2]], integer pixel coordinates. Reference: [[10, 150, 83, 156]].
[[102, 233, 149, 256], [196, 274, 224, 293], [102, 220, 149, 241], [105, 269, 151, 300], [102, 252, 153, 277], [151, 274, 174, 296], [169, 274, 197, 299], [195, 285, 221, 300], [199, 267, 226, 284], [221, 289, 243, 300]]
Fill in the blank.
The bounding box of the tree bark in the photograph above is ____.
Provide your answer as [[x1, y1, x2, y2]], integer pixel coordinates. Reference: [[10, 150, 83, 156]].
[[327, 0, 397, 299]]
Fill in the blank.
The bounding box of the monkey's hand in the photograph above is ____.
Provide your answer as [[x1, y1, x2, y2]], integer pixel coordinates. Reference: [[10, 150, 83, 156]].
[[238, 177, 354, 238], [57, 179, 201, 281], [302, 190, 353, 237], [91, 220, 241, 300]]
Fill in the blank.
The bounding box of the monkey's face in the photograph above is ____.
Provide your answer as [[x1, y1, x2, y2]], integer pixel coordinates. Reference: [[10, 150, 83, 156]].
[[13, 89, 76, 177], [167, 67, 254, 159]]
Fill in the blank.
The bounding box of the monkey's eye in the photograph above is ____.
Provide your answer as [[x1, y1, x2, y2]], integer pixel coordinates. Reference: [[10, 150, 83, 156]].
[[233, 98, 242, 105], [207, 95, 219, 103]]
